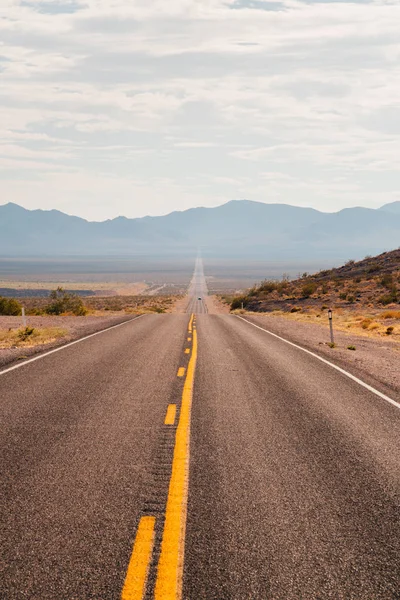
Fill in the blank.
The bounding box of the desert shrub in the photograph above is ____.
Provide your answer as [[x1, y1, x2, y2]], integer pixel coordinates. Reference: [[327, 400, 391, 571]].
[[380, 274, 393, 289], [231, 296, 249, 310], [290, 306, 301, 313], [277, 278, 290, 293], [378, 287, 398, 305], [45, 287, 87, 316], [0, 296, 22, 316], [347, 295, 355, 304], [386, 326, 394, 335], [347, 345, 356, 351], [382, 310, 400, 319], [345, 259, 355, 266], [339, 292, 347, 301], [109, 302, 123, 311], [149, 306, 165, 313], [247, 286, 258, 297], [367, 264, 380, 274], [301, 282, 317, 298], [361, 318, 372, 329], [259, 280, 278, 294], [26, 307, 45, 316], [18, 326, 36, 341]]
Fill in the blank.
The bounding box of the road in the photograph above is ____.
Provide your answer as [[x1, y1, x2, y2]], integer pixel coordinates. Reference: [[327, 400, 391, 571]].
[[1, 259, 399, 599], [185, 256, 208, 314]]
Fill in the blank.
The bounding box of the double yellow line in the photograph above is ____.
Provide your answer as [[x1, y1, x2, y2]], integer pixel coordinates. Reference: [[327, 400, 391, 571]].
[[121, 314, 197, 600], [155, 324, 197, 599]]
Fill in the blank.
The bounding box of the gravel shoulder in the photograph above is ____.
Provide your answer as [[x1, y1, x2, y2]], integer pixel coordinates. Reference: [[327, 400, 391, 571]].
[[244, 313, 400, 398], [0, 314, 136, 370]]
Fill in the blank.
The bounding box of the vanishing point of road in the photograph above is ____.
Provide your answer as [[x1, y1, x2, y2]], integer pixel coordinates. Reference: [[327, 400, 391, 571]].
[[1, 259, 399, 599]]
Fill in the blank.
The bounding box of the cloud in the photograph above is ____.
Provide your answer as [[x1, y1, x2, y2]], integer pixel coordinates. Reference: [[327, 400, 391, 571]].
[[0, 0, 399, 218]]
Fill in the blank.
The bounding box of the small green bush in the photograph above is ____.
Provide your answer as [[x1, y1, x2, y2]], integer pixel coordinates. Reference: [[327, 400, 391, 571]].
[[301, 282, 317, 298], [380, 274, 393, 289], [386, 326, 394, 335], [347, 345, 356, 351], [45, 287, 87, 316], [231, 296, 248, 310], [18, 326, 36, 341], [247, 286, 258, 297], [0, 296, 22, 316], [379, 288, 398, 305], [367, 264, 380, 273], [259, 280, 278, 294]]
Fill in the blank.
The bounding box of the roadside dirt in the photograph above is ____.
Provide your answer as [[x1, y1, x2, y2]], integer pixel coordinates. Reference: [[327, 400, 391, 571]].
[[205, 295, 230, 314], [0, 314, 135, 369], [245, 313, 400, 397]]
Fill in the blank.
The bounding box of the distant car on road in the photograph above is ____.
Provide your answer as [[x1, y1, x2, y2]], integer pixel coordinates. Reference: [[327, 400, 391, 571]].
[[198, 297, 202, 300]]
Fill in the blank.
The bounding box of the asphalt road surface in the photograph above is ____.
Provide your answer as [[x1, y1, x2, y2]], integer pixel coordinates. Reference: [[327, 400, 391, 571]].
[[185, 257, 208, 314], [1, 262, 399, 599]]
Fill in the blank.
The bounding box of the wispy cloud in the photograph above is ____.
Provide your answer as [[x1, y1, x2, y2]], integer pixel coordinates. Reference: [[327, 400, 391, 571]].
[[0, 0, 399, 219]]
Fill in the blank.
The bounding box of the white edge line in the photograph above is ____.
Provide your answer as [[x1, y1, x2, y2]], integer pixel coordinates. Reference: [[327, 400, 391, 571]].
[[0, 314, 146, 377], [236, 315, 400, 411]]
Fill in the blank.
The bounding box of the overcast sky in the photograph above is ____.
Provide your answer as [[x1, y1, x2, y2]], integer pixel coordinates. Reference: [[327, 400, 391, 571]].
[[1, 0, 399, 221]]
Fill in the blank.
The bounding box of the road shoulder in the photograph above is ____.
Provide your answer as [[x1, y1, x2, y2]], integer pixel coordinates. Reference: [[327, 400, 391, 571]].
[[242, 313, 399, 398], [0, 314, 138, 370]]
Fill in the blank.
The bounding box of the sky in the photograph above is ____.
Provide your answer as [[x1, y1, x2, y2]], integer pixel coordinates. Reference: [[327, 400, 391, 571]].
[[0, 0, 399, 221]]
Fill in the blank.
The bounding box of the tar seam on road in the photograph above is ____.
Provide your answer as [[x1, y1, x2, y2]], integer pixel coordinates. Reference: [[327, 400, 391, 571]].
[[154, 323, 198, 599], [236, 315, 400, 410], [0, 314, 147, 377], [121, 516, 156, 600]]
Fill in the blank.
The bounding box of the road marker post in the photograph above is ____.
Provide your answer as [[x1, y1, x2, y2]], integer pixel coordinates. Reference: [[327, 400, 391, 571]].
[[22, 307, 27, 328], [328, 308, 334, 346]]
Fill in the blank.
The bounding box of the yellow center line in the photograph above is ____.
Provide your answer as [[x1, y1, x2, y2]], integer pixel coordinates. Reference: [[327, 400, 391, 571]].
[[165, 404, 177, 425], [184, 348, 190, 355], [121, 516, 156, 600], [187, 337, 192, 342], [177, 367, 186, 378], [188, 313, 194, 334], [154, 328, 198, 600]]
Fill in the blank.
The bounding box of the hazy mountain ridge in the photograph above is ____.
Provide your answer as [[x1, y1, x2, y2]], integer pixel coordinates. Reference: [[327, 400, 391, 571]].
[[0, 200, 399, 260]]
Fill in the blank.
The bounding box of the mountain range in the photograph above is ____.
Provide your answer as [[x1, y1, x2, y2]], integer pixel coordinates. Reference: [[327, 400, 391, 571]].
[[0, 200, 399, 260]]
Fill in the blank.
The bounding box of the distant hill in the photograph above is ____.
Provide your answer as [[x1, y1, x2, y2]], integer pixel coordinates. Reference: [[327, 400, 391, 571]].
[[0, 200, 399, 260], [232, 248, 400, 312], [379, 201, 400, 215]]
